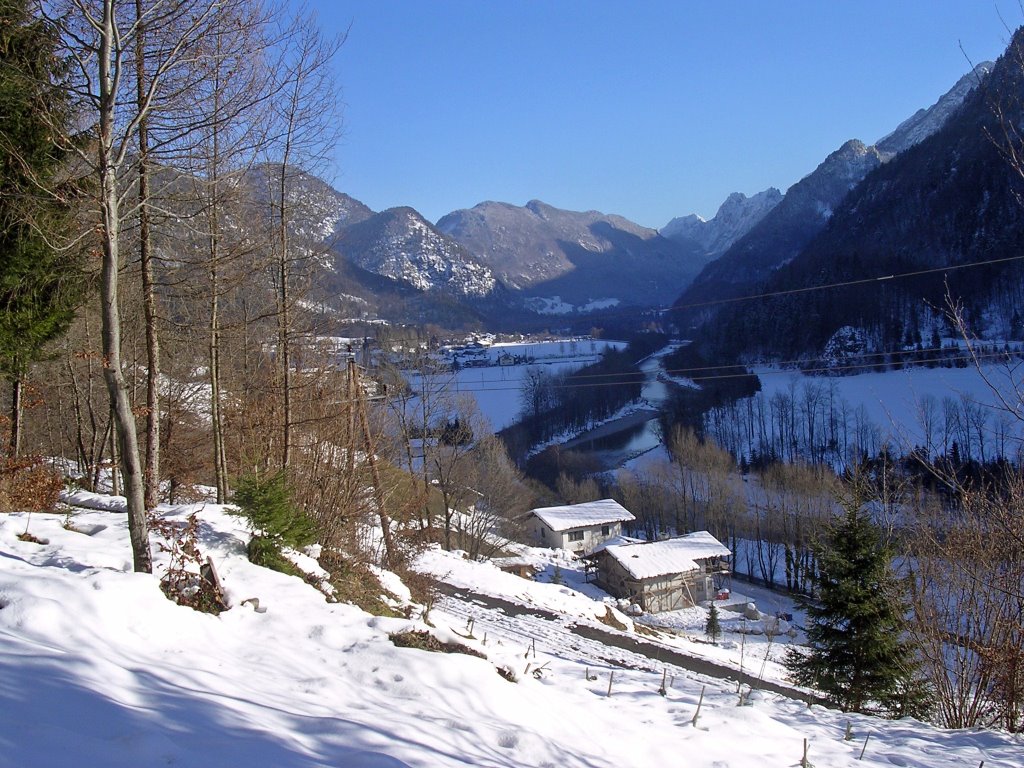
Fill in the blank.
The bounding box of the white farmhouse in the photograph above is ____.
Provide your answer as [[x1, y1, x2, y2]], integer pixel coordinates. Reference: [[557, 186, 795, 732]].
[[591, 531, 731, 613], [528, 499, 636, 555]]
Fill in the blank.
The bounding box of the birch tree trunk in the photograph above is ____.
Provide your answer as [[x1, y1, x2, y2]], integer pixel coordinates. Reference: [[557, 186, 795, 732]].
[[7, 370, 23, 458], [135, 0, 160, 510], [96, 0, 150, 572]]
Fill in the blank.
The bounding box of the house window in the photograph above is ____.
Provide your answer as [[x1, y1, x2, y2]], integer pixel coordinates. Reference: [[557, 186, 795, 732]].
[[568, 530, 584, 542], [601, 525, 610, 536]]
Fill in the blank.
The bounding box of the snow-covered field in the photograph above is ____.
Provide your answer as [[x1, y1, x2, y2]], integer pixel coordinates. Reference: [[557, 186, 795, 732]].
[[753, 361, 1023, 455], [2, 497, 1021, 767], [407, 339, 627, 431], [412, 335, 1022, 465]]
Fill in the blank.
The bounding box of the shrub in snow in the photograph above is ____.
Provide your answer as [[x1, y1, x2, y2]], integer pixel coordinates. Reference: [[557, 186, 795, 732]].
[[550, 565, 564, 585], [230, 472, 315, 576], [151, 513, 226, 614], [0, 456, 62, 513]]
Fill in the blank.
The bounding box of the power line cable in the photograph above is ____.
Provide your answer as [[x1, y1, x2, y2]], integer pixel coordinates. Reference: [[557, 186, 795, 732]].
[[665, 254, 1024, 313], [405, 348, 1022, 396], [510, 253, 1024, 327]]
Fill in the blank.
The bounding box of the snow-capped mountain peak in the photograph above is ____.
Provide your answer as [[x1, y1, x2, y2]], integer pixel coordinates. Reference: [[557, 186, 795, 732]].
[[877, 61, 993, 155], [661, 187, 783, 258]]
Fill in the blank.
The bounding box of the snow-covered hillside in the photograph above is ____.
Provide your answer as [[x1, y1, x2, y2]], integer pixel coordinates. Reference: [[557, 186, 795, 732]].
[[337, 207, 497, 298], [2, 496, 1021, 767]]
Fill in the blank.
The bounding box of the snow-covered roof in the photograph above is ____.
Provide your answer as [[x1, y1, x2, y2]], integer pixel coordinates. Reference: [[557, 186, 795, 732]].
[[529, 499, 635, 532], [603, 531, 731, 580]]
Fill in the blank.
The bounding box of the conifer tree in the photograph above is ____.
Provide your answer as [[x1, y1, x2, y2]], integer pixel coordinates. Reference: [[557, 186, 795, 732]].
[[705, 603, 722, 645], [0, 0, 81, 456], [785, 497, 919, 715], [230, 472, 315, 574]]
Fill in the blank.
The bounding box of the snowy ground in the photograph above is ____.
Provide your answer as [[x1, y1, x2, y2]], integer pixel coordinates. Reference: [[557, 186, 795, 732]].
[[753, 361, 1023, 455], [2, 497, 1021, 767], [416, 543, 807, 690], [407, 339, 628, 431]]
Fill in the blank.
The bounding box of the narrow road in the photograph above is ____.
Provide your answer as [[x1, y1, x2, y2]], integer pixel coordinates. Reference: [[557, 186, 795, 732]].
[[435, 582, 822, 705]]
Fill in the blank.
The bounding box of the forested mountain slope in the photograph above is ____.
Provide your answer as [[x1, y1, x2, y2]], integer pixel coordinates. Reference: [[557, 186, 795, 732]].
[[696, 33, 1024, 363]]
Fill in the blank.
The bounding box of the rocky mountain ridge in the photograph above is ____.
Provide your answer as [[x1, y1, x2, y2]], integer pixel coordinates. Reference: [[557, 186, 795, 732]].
[[660, 188, 784, 260], [692, 40, 1023, 362], [436, 199, 709, 310], [672, 60, 993, 327], [336, 207, 497, 299], [876, 62, 993, 154]]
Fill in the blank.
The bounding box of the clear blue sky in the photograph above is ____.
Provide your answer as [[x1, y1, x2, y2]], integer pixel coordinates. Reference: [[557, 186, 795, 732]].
[[300, 1, 1015, 229]]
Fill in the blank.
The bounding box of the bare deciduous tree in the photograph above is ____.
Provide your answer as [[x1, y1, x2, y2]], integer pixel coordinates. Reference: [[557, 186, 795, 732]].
[[50, 0, 228, 571], [260, 13, 343, 471]]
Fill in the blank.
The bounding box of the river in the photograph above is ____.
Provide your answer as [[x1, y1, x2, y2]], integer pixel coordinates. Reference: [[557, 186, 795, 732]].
[[559, 342, 690, 470]]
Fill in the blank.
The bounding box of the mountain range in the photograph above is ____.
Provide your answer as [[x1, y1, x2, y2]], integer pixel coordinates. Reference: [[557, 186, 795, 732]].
[[692, 37, 1022, 363], [436, 199, 709, 310], [282, 189, 714, 328], [671, 62, 993, 333], [247, 48, 1007, 348]]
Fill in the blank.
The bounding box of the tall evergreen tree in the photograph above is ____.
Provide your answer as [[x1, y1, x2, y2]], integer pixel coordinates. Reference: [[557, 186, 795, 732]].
[[785, 497, 920, 715], [0, 0, 80, 456]]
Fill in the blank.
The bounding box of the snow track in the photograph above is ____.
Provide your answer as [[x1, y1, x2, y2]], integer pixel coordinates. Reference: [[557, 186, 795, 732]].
[[437, 592, 671, 676], [435, 584, 821, 703]]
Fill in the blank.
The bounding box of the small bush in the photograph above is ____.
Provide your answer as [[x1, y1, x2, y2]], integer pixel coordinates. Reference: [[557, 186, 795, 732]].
[[151, 513, 226, 615], [389, 630, 485, 658], [0, 457, 62, 513], [401, 568, 439, 622], [705, 603, 722, 644]]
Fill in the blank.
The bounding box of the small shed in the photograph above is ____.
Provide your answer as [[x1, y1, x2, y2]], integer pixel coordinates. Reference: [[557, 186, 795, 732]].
[[592, 531, 731, 613], [528, 499, 636, 555]]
